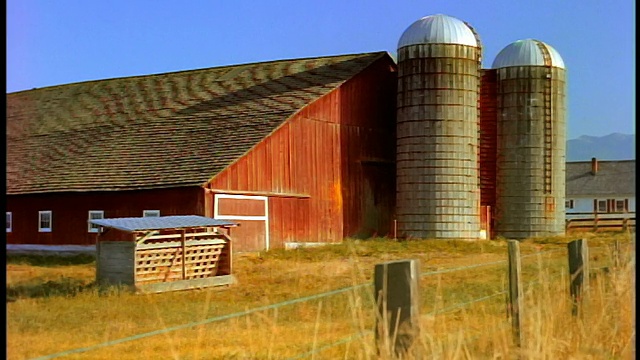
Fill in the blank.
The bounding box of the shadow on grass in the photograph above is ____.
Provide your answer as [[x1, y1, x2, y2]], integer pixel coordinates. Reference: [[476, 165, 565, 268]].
[[6, 253, 96, 266], [6, 253, 132, 302], [6, 278, 95, 302], [6, 279, 133, 303]]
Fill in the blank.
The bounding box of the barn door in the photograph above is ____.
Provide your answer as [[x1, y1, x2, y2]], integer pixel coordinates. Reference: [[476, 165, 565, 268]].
[[214, 194, 269, 252]]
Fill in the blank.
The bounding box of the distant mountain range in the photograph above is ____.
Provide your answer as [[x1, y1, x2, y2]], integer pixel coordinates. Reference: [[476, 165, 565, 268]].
[[567, 133, 635, 162]]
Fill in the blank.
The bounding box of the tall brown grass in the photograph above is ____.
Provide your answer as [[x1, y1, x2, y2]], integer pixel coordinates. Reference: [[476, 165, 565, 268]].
[[6, 232, 634, 359]]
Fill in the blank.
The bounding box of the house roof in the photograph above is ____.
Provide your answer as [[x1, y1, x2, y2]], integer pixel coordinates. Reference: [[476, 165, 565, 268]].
[[566, 160, 636, 196], [7, 51, 390, 195], [89, 215, 237, 232]]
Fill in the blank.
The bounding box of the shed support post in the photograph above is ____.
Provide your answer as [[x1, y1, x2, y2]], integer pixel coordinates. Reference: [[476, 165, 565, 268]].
[[181, 229, 186, 280], [374, 259, 421, 359]]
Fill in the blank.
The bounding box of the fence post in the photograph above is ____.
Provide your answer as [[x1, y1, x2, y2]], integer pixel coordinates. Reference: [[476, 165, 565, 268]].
[[374, 259, 420, 359], [613, 239, 621, 269], [507, 240, 523, 347], [567, 238, 589, 316]]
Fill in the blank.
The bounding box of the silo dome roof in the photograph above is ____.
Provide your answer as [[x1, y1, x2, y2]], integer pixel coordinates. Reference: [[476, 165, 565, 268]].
[[398, 14, 478, 48], [492, 39, 565, 69]]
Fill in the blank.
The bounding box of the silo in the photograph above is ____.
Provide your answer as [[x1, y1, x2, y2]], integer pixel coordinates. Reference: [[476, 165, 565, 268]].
[[492, 39, 567, 238], [396, 14, 482, 239]]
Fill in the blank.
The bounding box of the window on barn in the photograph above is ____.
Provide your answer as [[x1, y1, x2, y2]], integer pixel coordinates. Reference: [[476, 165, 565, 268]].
[[143, 210, 160, 217], [596, 200, 607, 213], [39, 211, 52, 232], [6, 212, 12, 233], [88, 211, 104, 233], [565, 200, 574, 209]]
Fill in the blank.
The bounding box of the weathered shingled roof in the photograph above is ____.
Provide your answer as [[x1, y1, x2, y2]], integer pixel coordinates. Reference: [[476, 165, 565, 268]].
[[566, 160, 636, 196], [7, 52, 389, 195]]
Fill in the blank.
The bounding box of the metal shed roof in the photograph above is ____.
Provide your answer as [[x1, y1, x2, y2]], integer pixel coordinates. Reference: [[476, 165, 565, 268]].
[[492, 39, 565, 69], [398, 14, 478, 48], [89, 215, 238, 232]]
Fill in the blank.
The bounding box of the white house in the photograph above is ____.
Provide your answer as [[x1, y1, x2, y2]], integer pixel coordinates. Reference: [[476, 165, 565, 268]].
[[565, 158, 635, 230]]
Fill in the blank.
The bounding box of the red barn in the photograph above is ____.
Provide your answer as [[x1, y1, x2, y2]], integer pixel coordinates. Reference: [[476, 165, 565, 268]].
[[6, 52, 397, 252]]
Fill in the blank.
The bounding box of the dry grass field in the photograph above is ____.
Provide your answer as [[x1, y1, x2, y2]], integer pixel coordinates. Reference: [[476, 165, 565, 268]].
[[6, 231, 635, 359]]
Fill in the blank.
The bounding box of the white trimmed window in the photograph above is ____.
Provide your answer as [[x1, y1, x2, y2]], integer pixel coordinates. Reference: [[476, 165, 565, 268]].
[[39, 211, 52, 232], [565, 200, 574, 209], [614, 199, 626, 213], [88, 211, 104, 233], [596, 200, 607, 213], [6, 212, 12, 233], [143, 210, 160, 217]]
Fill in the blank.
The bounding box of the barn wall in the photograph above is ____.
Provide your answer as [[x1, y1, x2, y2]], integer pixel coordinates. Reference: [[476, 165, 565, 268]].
[[207, 112, 343, 248], [208, 55, 397, 248], [338, 57, 397, 238], [6, 187, 204, 245]]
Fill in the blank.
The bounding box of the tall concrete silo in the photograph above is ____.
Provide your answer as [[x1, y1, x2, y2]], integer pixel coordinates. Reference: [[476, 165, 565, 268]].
[[492, 39, 567, 239], [396, 14, 482, 239]]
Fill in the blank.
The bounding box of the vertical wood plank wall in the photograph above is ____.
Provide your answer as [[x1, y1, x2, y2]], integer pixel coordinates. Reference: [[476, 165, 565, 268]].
[[207, 56, 397, 248]]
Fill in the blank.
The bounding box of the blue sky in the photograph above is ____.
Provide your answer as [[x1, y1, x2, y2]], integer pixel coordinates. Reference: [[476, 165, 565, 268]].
[[6, 1, 635, 139]]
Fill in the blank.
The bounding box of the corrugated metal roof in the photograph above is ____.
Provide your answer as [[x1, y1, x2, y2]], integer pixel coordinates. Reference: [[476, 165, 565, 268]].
[[492, 39, 565, 69], [89, 215, 238, 232], [566, 160, 635, 196], [398, 14, 478, 48]]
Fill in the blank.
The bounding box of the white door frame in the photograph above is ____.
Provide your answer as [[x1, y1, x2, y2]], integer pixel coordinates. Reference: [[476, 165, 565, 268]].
[[213, 194, 269, 250]]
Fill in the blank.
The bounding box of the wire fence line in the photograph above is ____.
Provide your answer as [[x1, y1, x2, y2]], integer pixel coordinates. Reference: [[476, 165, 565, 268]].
[[29, 244, 620, 360], [420, 258, 507, 277], [427, 290, 508, 317], [30, 283, 371, 360], [283, 245, 625, 359]]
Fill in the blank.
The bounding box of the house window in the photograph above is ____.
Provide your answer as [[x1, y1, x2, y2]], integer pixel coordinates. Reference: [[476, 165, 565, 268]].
[[88, 211, 104, 233], [39, 211, 52, 232], [565, 200, 574, 209], [6, 212, 12, 233], [143, 210, 160, 217], [596, 200, 607, 213], [614, 199, 626, 213]]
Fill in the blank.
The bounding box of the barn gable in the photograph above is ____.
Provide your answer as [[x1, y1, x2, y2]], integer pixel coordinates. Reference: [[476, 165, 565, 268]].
[[7, 52, 390, 195], [205, 54, 398, 249]]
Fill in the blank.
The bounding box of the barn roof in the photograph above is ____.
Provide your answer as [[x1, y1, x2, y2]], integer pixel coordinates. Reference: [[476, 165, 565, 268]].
[[89, 215, 237, 232], [566, 159, 636, 196], [7, 51, 391, 195]]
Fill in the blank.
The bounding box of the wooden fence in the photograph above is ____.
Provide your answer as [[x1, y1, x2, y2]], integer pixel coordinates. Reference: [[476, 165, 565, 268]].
[[374, 238, 631, 357], [566, 213, 635, 233]]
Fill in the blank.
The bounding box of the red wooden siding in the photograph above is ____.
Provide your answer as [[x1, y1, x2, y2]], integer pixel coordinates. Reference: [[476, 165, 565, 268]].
[[268, 197, 311, 247], [6, 187, 205, 245], [479, 69, 498, 210], [207, 56, 397, 248], [227, 220, 267, 252], [338, 58, 397, 238]]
